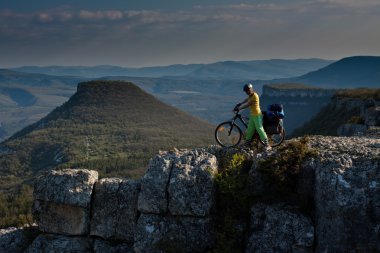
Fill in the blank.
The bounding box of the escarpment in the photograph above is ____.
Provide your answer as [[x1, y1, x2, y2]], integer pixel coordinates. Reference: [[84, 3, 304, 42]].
[[1, 135, 379, 253]]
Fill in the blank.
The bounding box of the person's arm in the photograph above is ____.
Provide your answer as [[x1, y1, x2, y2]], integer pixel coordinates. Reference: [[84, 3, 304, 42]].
[[236, 97, 252, 110]]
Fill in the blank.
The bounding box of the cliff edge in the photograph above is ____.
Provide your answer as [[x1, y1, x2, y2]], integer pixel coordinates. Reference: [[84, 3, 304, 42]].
[[1, 135, 379, 253]]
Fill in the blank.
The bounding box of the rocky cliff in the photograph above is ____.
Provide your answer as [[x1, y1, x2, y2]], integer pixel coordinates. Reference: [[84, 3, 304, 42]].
[[1, 135, 379, 253], [260, 84, 334, 135], [293, 89, 380, 137]]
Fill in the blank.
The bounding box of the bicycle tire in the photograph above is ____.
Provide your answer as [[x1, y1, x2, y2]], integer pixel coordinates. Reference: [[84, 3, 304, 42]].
[[215, 121, 243, 147], [259, 128, 286, 147]]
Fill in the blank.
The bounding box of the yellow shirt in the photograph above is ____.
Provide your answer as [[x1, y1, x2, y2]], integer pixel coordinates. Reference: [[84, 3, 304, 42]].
[[248, 92, 261, 116]]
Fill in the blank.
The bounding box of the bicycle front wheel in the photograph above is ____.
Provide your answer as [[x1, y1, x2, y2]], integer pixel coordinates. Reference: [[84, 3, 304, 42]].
[[215, 122, 242, 147]]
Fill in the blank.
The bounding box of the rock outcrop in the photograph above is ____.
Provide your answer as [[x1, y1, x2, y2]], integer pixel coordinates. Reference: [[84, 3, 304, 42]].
[[307, 136, 380, 253], [32, 169, 98, 235], [90, 178, 140, 242], [1, 135, 379, 253], [247, 203, 314, 253]]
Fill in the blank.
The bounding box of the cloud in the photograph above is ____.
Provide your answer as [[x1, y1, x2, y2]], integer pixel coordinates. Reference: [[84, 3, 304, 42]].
[[0, 1, 379, 66]]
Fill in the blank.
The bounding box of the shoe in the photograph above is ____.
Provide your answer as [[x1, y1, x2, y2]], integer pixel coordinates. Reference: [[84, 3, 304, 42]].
[[264, 145, 272, 152]]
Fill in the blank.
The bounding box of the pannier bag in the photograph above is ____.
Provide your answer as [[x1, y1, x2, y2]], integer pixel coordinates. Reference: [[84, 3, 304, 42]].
[[263, 104, 285, 134], [267, 104, 284, 119]]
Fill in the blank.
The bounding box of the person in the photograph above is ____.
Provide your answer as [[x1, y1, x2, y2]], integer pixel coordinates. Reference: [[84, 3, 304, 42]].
[[234, 83, 271, 150]]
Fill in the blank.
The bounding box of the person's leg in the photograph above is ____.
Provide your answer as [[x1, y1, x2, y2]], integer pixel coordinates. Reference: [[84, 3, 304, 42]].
[[245, 115, 256, 141], [252, 115, 269, 145]]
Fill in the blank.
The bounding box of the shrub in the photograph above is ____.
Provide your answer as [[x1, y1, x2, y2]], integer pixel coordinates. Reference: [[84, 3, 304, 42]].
[[257, 137, 317, 195], [212, 152, 252, 253]]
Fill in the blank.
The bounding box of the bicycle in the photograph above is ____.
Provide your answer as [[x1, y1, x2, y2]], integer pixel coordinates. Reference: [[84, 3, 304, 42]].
[[214, 109, 285, 148]]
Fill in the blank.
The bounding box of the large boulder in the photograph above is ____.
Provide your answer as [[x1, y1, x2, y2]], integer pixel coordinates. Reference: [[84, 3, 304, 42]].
[[308, 136, 380, 252], [134, 214, 214, 253], [138, 150, 218, 217], [33, 169, 98, 235], [246, 203, 314, 253], [25, 234, 91, 253], [137, 151, 174, 214], [90, 178, 140, 242], [0, 226, 39, 253], [168, 150, 218, 216]]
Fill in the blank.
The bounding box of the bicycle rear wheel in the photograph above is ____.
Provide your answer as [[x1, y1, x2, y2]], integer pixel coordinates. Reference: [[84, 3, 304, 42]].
[[215, 121, 242, 147], [259, 128, 286, 147]]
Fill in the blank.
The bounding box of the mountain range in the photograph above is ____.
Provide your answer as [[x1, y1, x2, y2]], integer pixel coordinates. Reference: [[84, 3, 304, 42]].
[[259, 56, 380, 88], [12, 58, 333, 80], [1, 56, 379, 141]]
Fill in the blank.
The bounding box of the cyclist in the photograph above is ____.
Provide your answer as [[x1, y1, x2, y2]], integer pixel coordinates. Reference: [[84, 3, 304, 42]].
[[234, 83, 271, 150]]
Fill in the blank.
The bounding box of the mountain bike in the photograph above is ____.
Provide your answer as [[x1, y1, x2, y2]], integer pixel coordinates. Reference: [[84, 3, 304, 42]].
[[215, 109, 285, 148]]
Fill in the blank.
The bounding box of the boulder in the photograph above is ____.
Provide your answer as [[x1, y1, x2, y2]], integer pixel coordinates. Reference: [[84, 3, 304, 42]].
[[25, 234, 91, 253], [33, 169, 98, 235], [168, 150, 218, 216], [137, 152, 174, 214], [0, 226, 39, 253], [308, 136, 380, 252], [134, 214, 214, 253], [90, 178, 140, 242], [93, 239, 133, 253], [246, 203, 314, 253]]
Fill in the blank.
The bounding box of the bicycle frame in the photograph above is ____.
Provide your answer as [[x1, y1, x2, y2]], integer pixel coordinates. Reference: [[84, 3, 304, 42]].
[[231, 111, 248, 129]]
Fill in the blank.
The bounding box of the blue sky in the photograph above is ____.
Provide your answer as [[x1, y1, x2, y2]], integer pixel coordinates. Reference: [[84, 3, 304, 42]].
[[0, 0, 379, 67]]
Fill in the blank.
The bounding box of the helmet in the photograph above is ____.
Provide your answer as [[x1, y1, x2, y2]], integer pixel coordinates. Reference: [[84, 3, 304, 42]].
[[243, 83, 253, 92]]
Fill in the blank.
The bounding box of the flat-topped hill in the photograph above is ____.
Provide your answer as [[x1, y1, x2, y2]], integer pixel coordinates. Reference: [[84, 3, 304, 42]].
[[0, 81, 215, 189]]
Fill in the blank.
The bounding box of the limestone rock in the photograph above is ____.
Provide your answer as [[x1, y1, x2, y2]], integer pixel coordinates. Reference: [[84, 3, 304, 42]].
[[34, 169, 98, 207], [93, 239, 133, 253], [25, 234, 91, 253], [168, 150, 218, 216], [138, 152, 174, 214], [0, 226, 39, 253], [246, 203, 314, 253], [33, 169, 98, 235], [134, 214, 214, 253], [308, 136, 380, 252], [91, 178, 140, 242]]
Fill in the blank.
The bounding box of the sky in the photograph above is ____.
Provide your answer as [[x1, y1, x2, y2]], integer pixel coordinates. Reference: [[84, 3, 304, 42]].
[[0, 0, 379, 67]]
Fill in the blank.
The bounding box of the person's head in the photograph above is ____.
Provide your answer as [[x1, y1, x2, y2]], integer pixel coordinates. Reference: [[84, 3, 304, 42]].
[[243, 83, 253, 95]]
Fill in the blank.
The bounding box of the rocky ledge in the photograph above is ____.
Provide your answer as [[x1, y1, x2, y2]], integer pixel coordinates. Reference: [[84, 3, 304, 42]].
[[0, 136, 379, 253]]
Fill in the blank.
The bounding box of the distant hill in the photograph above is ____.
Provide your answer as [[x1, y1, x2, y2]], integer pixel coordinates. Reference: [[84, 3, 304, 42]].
[[12, 64, 203, 79], [0, 69, 84, 141], [0, 80, 215, 191], [0, 69, 83, 86], [261, 56, 380, 88], [12, 59, 333, 79], [296, 56, 380, 88], [186, 59, 333, 80]]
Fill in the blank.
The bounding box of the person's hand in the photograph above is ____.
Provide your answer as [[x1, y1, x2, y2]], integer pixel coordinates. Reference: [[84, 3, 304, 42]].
[[234, 104, 240, 112]]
